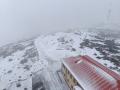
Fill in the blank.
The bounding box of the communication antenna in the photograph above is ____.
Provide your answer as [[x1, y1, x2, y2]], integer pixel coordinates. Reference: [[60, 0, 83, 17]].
[[107, 8, 112, 23], [106, 0, 112, 23]]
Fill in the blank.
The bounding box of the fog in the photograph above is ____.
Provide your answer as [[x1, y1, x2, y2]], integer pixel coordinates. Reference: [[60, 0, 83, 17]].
[[0, 0, 120, 46]]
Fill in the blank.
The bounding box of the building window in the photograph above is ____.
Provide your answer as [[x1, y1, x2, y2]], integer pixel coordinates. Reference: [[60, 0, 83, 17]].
[[71, 86, 73, 89], [73, 78, 76, 83], [70, 74, 72, 79], [67, 70, 69, 74]]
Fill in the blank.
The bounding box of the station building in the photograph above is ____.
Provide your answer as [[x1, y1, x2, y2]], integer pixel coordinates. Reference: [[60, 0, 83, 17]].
[[61, 55, 120, 90]]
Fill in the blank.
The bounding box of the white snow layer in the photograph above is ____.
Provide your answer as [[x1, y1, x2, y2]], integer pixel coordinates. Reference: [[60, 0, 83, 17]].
[[35, 32, 120, 74], [0, 31, 120, 90]]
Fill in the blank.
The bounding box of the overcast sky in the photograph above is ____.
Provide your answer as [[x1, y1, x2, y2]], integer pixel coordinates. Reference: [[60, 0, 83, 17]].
[[0, 0, 120, 46]]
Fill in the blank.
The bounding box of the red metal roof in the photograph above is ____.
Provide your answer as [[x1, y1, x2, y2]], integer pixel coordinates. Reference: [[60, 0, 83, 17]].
[[63, 55, 120, 90]]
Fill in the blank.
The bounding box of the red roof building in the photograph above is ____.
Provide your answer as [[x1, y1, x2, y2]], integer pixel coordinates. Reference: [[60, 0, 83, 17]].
[[62, 55, 120, 90]]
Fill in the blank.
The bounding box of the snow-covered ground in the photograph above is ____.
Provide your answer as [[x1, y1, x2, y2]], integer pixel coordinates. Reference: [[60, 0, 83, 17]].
[[35, 31, 120, 74], [0, 40, 46, 90], [0, 30, 120, 90]]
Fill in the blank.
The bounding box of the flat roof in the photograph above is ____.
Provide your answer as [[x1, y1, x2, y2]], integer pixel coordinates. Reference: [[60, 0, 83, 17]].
[[63, 55, 120, 90]]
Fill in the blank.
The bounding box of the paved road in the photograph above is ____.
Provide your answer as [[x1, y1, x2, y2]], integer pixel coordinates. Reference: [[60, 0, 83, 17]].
[[33, 41, 69, 90]]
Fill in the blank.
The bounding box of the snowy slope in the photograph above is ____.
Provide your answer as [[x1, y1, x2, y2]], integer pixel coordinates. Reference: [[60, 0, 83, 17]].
[[0, 40, 46, 90], [0, 30, 120, 90], [35, 31, 120, 74], [35, 32, 94, 60]]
